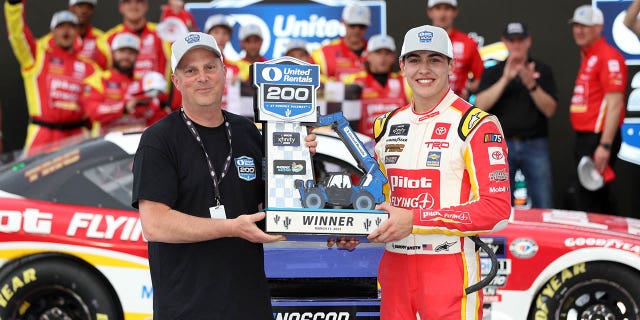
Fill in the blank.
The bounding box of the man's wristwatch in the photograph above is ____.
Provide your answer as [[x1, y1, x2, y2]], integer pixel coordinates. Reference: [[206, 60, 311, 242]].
[[599, 142, 612, 151]]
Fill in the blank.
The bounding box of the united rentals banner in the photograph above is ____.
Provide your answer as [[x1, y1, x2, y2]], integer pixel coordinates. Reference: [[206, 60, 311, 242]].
[[185, 0, 386, 61]]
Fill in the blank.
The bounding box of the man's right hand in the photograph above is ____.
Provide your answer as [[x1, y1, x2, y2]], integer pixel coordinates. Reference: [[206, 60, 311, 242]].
[[231, 212, 286, 243]]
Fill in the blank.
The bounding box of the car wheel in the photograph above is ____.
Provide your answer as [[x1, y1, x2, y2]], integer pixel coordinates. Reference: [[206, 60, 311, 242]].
[[353, 191, 374, 210], [0, 253, 123, 320], [303, 189, 325, 208], [528, 262, 640, 320]]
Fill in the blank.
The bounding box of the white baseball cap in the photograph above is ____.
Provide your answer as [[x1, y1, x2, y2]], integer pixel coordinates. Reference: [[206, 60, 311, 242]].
[[69, 0, 97, 5], [368, 34, 396, 52], [171, 32, 223, 72], [50, 10, 79, 30], [204, 14, 233, 33], [342, 3, 371, 26], [239, 24, 263, 41], [569, 5, 604, 26], [142, 71, 168, 94], [427, 0, 457, 8], [111, 33, 140, 51], [285, 38, 309, 54], [400, 25, 453, 59]]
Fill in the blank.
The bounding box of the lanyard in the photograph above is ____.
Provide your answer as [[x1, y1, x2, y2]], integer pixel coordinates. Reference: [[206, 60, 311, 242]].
[[180, 108, 233, 207]]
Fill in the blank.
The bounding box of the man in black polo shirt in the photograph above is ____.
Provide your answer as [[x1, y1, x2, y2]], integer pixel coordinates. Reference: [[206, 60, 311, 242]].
[[475, 22, 558, 208], [132, 32, 317, 319]]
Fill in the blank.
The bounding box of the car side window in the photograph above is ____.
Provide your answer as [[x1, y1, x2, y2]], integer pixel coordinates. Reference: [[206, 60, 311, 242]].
[[83, 158, 134, 209]]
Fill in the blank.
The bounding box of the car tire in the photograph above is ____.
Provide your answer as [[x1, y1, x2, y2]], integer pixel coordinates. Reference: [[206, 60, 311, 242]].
[[0, 253, 123, 320], [303, 189, 325, 208], [528, 262, 640, 320]]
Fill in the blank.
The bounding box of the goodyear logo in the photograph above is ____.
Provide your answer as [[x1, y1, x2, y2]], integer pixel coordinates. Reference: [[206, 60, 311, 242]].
[[235, 156, 256, 181]]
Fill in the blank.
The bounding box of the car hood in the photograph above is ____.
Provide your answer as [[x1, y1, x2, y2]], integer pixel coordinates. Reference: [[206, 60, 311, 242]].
[[509, 208, 640, 239]]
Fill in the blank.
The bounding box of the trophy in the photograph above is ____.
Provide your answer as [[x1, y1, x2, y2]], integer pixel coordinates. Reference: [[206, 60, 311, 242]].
[[253, 57, 388, 235]]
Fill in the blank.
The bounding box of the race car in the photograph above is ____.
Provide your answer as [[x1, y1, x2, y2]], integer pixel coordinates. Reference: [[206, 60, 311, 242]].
[[0, 131, 637, 320]]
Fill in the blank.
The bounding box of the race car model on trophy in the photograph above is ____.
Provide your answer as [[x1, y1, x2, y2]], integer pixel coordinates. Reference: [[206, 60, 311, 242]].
[[252, 56, 389, 236]]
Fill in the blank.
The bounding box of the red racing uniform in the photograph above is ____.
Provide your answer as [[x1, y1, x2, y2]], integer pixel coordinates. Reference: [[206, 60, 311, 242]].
[[160, 5, 198, 32], [569, 37, 627, 133], [312, 38, 367, 81], [449, 28, 484, 96], [343, 70, 411, 138], [80, 70, 166, 135], [5, 1, 96, 156], [373, 89, 511, 320], [96, 23, 171, 82], [76, 25, 104, 66]]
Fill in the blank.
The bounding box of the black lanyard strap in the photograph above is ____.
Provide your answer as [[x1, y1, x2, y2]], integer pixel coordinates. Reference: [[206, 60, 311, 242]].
[[180, 108, 233, 206]]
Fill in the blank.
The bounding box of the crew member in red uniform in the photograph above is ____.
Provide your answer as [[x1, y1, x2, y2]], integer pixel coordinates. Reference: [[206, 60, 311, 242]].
[[69, 0, 103, 65], [312, 3, 370, 81], [368, 25, 511, 320], [203, 14, 244, 115], [81, 33, 167, 135], [160, 0, 198, 32], [96, 0, 171, 82], [343, 34, 411, 137], [568, 5, 627, 213], [426, 0, 484, 100], [5, 1, 97, 156]]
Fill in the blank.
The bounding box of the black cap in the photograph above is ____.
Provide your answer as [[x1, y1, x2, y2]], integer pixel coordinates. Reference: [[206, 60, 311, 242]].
[[503, 22, 529, 39]]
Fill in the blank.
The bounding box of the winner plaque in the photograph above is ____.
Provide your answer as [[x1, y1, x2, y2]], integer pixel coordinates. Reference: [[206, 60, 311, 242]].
[[253, 57, 388, 235]]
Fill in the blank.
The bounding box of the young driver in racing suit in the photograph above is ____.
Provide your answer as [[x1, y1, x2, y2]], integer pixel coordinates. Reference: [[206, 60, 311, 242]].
[[368, 25, 511, 319]]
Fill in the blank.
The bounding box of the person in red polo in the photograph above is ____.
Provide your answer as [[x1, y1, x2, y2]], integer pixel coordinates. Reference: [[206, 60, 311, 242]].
[[426, 0, 484, 100], [568, 5, 627, 213]]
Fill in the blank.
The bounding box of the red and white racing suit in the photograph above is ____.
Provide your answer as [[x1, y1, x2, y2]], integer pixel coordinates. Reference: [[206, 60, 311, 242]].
[[343, 70, 411, 138], [311, 38, 366, 81], [5, 1, 96, 156], [373, 89, 511, 320], [96, 22, 171, 81], [80, 69, 167, 135], [449, 29, 484, 97], [75, 25, 104, 66]]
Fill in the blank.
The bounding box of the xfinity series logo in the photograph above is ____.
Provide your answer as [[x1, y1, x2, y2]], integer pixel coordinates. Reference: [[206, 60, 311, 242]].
[[389, 123, 409, 136], [273, 132, 300, 146]]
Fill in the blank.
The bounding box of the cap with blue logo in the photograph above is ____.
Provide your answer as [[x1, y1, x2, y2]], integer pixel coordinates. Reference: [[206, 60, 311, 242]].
[[569, 5, 604, 26], [368, 34, 396, 52], [204, 14, 233, 34], [111, 33, 140, 51], [171, 32, 223, 72], [400, 25, 453, 59], [50, 10, 79, 30], [239, 24, 263, 41], [342, 3, 371, 26]]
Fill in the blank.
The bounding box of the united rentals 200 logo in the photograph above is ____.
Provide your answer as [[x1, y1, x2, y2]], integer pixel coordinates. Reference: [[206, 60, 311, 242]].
[[253, 57, 320, 121]]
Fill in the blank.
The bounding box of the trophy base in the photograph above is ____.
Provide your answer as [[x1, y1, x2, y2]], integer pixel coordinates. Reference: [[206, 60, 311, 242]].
[[264, 207, 388, 235]]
